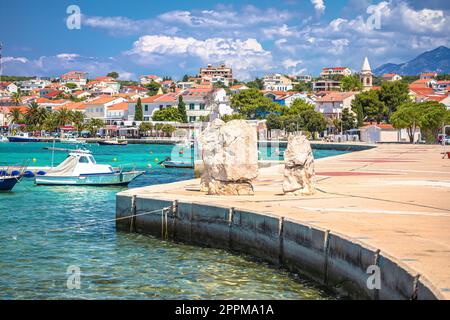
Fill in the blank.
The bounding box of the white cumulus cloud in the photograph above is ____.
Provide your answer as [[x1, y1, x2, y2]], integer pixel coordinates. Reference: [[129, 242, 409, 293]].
[[126, 35, 273, 79], [311, 0, 326, 15]]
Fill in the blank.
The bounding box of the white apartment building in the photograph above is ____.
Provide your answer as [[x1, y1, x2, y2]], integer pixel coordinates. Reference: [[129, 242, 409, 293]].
[[315, 92, 356, 118], [263, 74, 293, 92], [60, 71, 88, 87], [0, 82, 18, 93], [183, 88, 232, 122], [199, 64, 233, 86], [140, 75, 163, 85], [320, 67, 352, 78], [128, 88, 232, 122], [295, 75, 313, 83], [84, 96, 127, 120], [128, 94, 179, 122], [19, 78, 51, 92], [382, 73, 403, 82]]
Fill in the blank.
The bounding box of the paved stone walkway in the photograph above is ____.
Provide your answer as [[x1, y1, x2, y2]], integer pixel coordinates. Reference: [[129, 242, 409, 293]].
[[121, 143, 450, 299]]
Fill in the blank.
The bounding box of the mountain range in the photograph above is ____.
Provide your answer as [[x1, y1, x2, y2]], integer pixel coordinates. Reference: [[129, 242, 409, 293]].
[[373, 46, 450, 76]]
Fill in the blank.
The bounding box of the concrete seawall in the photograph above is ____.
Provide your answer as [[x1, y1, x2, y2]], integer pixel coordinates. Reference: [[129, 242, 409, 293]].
[[116, 195, 439, 300]]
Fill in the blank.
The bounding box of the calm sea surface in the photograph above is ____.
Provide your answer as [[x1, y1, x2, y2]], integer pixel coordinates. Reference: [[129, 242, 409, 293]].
[[0, 142, 347, 299]]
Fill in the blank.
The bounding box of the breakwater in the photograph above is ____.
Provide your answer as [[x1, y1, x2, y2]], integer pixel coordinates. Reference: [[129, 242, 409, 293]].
[[116, 195, 439, 300]]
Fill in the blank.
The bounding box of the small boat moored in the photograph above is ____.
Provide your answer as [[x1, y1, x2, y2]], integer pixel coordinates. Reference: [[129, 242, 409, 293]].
[[0, 175, 22, 191], [60, 138, 86, 144], [159, 157, 194, 169], [7, 132, 41, 143], [98, 139, 128, 146], [35, 149, 143, 186]]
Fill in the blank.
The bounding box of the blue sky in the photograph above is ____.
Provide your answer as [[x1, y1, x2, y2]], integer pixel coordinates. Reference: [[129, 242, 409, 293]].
[[1, 0, 449, 80]]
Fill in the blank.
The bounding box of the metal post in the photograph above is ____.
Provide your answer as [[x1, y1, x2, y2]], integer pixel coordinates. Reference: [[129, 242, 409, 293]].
[[323, 230, 331, 285], [129, 195, 137, 233]]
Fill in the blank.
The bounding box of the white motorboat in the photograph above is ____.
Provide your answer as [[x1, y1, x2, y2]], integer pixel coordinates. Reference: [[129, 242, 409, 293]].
[[35, 149, 143, 186]]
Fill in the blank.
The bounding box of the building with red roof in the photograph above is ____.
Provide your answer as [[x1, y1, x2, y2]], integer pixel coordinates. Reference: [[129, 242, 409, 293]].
[[320, 67, 352, 78], [382, 73, 402, 81], [84, 96, 127, 120], [61, 71, 88, 87], [420, 72, 437, 80], [139, 75, 163, 85], [315, 92, 357, 118]]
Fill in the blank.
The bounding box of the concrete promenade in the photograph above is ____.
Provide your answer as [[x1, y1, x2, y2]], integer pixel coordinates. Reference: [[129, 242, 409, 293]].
[[119, 143, 450, 299]]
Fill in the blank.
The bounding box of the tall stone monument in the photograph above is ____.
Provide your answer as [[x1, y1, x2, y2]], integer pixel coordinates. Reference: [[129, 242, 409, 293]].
[[198, 119, 258, 195], [282, 134, 316, 195]]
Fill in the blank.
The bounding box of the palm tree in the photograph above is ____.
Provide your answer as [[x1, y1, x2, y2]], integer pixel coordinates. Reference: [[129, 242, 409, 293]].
[[24, 102, 39, 125], [71, 111, 85, 134], [86, 118, 105, 136], [55, 108, 73, 127], [7, 108, 23, 125], [42, 112, 59, 132], [12, 89, 23, 106], [25, 102, 49, 131]]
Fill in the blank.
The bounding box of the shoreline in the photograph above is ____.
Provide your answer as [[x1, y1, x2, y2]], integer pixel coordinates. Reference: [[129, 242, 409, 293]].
[[116, 143, 450, 299]]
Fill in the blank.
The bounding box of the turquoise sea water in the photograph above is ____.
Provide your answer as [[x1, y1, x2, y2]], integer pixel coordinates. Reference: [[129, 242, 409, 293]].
[[0, 142, 346, 300]]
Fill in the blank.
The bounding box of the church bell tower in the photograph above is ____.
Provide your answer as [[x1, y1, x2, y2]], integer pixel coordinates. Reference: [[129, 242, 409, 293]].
[[360, 57, 373, 91]]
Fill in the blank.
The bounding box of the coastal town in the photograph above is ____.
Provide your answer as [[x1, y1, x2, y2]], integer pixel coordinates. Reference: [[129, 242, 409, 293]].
[[1, 0, 450, 306], [1, 55, 449, 144]]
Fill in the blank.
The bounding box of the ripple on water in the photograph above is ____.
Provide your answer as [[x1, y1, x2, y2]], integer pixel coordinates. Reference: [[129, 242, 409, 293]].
[[0, 142, 342, 299]]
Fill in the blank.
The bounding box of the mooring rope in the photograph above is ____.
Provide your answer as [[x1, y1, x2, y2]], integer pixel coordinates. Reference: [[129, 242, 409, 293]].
[[46, 206, 173, 234]]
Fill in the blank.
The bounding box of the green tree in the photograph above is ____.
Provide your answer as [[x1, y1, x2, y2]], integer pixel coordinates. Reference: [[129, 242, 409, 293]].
[[246, 78, 264, 90], [42, 112, 59, 132], [139, 122, 153, 137], [352, 90, 386, 125], [7, 107, 23, 124], [418, 101, 449, 141], [134, 98, 143, 121], [290, 82, 312, 92], [391, 101, 448, 143], [177, 96, 188, 123], [152, 107, 183, 122], [12, 89, 23, 106], [55, 108, 73, 127], [378, 81, 410, 118], [145, 80, 162, 96], [86, 118, 105, 136], [265, 99, 326, 138], [391, 102, 421, 143], [266, 113, 284, 131], [71, 111, 85, 133], [231, 88, 281, 119], [25, 102, 48, 130], [107, 72, 119, 79], [161, 124, 176, 137], [221, 113, 246, 122], [283, 99, 315, 116], [182, 74, 189, 82], [65, 83, 77, 90], [340, 108, 357, 131], [340, 75, 363, 92], [285, 100, 327, 137]]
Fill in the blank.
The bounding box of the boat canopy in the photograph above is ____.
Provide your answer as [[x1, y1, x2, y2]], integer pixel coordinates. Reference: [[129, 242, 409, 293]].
[[46, 150, 113, 177], [45, 155, 79, 176]]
